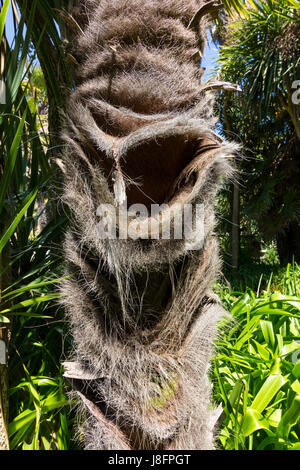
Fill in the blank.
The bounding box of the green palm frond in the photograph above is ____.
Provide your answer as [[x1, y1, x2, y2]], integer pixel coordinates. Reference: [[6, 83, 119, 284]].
[[219, 0, 300, 117], [222, 0, 256, 17]]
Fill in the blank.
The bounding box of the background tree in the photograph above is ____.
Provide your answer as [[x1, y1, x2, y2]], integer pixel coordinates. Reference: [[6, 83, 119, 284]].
[[0, 0, 70, 449], [218, 0, 300, 265]]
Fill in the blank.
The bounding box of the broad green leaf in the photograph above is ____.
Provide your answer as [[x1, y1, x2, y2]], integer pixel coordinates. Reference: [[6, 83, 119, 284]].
[[56, 411, 69, 450], [260, 320, 275, 347], [252, 307, 300, 319], [229, 379, 244, 407], [291, 380, 300, 394], [270, 292, 283, 307], [241, 409, 269, 437], [285, 298, 300, 311], [1, 277, 67, 300], [252, 340, 270, 361], [22, 440, 34, 450], [289, 443, 300, 450], [280, 341, 300, 358], [231, 293, 251, 315], [0, 111, 27, 215], [292, 362, 300, 380], [277, 396, 300, 439], [8, 409, 36, 436], [251, 375, 286, 414], [40, 436, 51, 451], [255, 296, 300, 311], [234, 315, 262, 349], [0, 311, 52, 318], [0, 186, 38, 254], [0, 314, 9, 323], [0, 0, 10, 44], [270, 357, 282, 375], [0, 293, 60, 314], [42, 398, 69, 413], [276, 333, 283, 354], [266, 408, 282, 428]]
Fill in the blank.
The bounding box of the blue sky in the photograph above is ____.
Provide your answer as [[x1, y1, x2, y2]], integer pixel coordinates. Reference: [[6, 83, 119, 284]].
[[5, 2, 16, 46], [202, 37, 220, 80]]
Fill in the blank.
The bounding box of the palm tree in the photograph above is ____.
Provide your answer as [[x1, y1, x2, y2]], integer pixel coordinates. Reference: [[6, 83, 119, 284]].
[[218, 0, 300, 263]]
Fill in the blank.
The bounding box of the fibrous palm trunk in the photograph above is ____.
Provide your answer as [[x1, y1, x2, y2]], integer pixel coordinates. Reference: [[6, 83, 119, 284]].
[[61, 0, 238, 450]]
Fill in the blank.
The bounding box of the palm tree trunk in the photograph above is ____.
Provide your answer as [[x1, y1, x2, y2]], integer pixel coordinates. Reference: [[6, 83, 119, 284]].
[[60, 0, 237, 450]]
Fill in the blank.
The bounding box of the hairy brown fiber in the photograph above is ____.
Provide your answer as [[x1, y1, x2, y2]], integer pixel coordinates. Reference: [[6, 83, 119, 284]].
[[61, 0, 238, 450]]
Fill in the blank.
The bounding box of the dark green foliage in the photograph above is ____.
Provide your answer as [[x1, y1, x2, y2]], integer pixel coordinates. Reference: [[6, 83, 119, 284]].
[[0, 1, 75, 449], [217, 0, 300, 264], [214, 263, 300, 450]]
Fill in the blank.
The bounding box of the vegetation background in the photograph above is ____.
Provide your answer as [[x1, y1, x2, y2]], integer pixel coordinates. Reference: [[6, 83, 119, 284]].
[[0, 0, 299, 450]]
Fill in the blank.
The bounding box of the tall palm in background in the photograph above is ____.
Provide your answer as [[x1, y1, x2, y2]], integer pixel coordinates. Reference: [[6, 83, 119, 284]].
[[218, 0, 300, 265]]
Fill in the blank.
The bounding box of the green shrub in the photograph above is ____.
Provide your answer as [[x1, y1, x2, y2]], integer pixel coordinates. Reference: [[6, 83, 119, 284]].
[[215, 264, 300, 450]]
